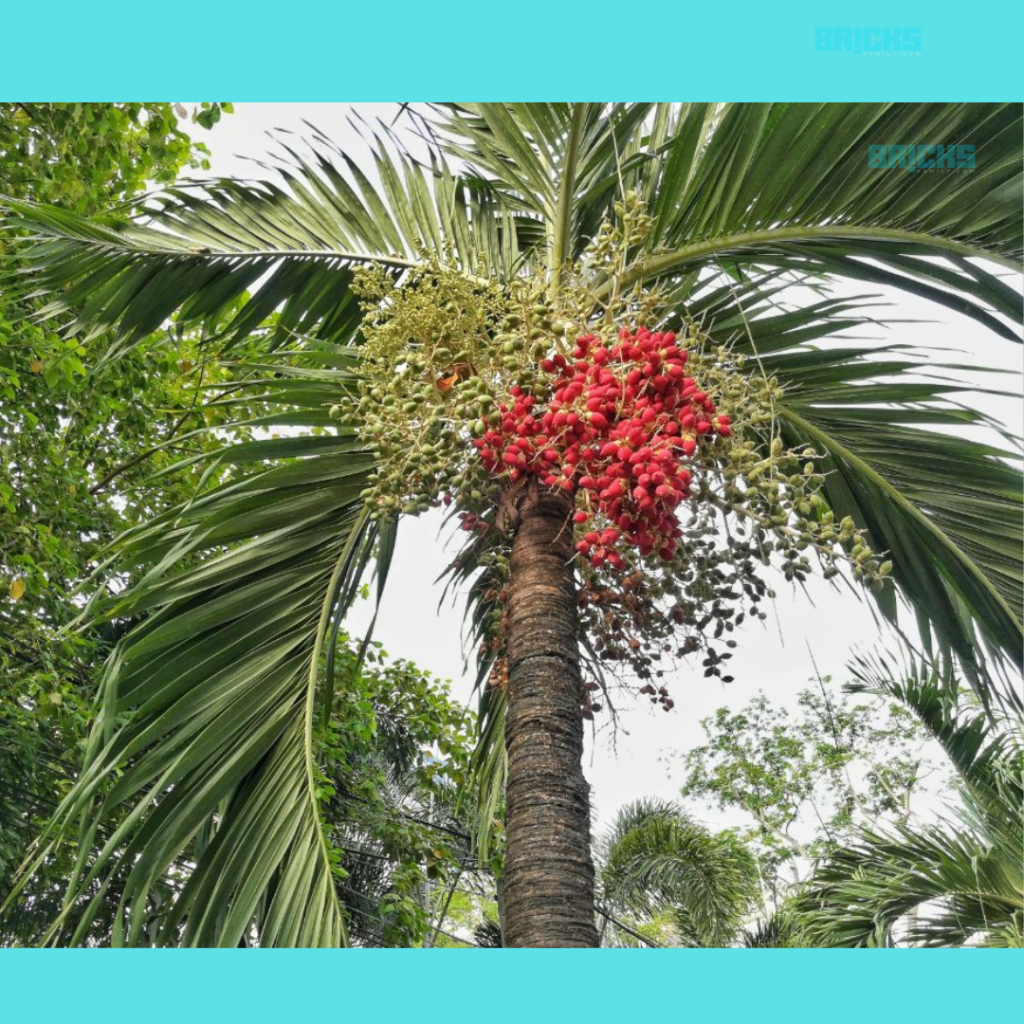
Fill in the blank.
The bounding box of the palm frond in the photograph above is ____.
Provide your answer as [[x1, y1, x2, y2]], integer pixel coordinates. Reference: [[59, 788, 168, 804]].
[[434, 103, 1021, 339], [0, 132, 543, 361], [796, 807, 1022, 948], [797, 661, 1022, 947], [675, 273, 1023, 706], [598, 798, 758, 947], [4, 349, 383, 946], [635, 103, 1022, 339]]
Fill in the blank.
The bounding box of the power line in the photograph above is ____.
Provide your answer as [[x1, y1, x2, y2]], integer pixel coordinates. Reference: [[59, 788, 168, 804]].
[[596, 906, 662, 947]]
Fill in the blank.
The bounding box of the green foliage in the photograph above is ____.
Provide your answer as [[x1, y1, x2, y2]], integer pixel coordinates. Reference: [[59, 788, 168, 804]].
[[0, 101, 232, 646], [598, 798, 759, 947], [315, 632, 477, 947], [0, 103, 229, 213], [679, 681, 938, 893], [1, 103, 233, 933], [795, 657, 1023, 947]]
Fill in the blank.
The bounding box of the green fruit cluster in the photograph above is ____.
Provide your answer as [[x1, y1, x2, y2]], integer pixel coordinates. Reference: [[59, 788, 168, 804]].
[[330, 206, 890, 708]]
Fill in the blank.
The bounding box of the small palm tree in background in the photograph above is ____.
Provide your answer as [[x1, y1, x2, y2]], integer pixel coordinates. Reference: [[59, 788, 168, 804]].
[[598, 799, 758, 946], [1, 103, 1020, 946], [796, 657, 1023, 947]]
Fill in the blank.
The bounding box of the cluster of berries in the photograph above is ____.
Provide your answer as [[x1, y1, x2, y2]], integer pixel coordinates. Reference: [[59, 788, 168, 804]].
[[580, 681, 603, 720], [471, 327, 728, 569], [455, 507, 488, 532], [639, 683, 675, 711]]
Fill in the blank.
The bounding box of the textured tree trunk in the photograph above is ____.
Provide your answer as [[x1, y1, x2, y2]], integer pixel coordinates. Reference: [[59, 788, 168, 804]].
[[502, 487, 600, 947]]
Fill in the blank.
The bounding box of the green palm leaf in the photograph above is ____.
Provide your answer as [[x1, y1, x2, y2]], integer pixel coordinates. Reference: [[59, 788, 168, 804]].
[[437, 103, 1020, 337], [1, 132, 540, 361], [598, 798, 759, 947], [675, 273, 1023, 703], [4, 350, 386, 946], [796, 659, 1023, 947]]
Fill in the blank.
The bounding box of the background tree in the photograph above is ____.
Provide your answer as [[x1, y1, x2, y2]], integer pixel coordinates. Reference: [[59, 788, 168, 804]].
[[679, 680, 939, 901], [598, 798, 759, 947], [2, 103, 1020, 947], [314, 630, 483, 948], [2, 622, 482, 947], [1, 103, 231, 923], [795, 656, 1023, 948]]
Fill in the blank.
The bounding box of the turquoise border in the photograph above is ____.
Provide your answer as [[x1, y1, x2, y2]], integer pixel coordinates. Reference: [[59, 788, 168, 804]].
[[1, 1, 1020, 1018], [1, 0, 1022, 99], [0, 948, 1018, 1020]]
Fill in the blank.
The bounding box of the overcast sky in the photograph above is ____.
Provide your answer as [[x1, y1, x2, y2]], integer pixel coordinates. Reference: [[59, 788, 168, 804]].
[[189, 103, 1023, 830]]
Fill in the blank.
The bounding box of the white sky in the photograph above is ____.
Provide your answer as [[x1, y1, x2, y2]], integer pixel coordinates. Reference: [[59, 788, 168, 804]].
[[191, 103, 1023, 832]]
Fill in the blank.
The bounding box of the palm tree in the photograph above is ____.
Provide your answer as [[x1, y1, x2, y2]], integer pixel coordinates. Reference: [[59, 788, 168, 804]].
[[598, 798, 759, 946], [795, 656, 1023, 947], [1, 103, 1020, 947]]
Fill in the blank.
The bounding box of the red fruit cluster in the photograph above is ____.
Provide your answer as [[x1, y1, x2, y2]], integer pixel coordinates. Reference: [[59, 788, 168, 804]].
[[457, 510, 489, 532], [472, 327, 729, 569]]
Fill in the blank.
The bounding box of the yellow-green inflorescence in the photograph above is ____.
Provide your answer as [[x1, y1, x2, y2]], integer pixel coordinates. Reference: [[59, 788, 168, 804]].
[[332, 209, 887, 699]]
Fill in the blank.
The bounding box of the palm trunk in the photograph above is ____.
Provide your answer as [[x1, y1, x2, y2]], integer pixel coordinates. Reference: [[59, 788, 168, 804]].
[[501, 487, 600, 947]]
